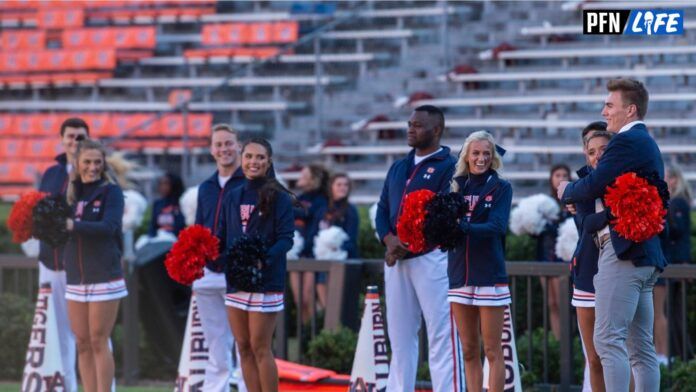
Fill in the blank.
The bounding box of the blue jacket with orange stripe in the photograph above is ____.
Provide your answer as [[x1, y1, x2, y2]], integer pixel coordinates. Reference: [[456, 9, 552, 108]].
[[194, 167, 246, 272], [375, 146, 456, 260], [447, 170, 512, 288], [37, 153, 70, 271]]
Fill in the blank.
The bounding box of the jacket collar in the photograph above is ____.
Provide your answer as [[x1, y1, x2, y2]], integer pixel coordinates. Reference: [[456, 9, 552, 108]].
[[405, 145, 451, 164], [54, 153, 68, 166], [455, 170, 501, 218]]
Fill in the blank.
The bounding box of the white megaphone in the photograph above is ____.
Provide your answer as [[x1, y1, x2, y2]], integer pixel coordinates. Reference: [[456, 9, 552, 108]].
[[483, 305, 522, 391], [349, 286, 389, 391], [22, 283, 67, 391]]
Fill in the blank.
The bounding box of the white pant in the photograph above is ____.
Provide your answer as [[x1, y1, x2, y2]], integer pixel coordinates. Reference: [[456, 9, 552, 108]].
[[384, 250, 464, 392], [192, 268, 246, 392], [38, 263, 77, 392]]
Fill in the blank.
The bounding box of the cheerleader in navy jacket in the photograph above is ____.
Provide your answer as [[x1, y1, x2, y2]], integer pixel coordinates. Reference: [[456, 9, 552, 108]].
[[447, 131, 512, 392], [570, 130, 613, 392], [314, 173, 360, 306], [290, 164, 329, 323], [63, 139, 126, 392], [219, 138, 294, 390], [148, 172, 185, 237]]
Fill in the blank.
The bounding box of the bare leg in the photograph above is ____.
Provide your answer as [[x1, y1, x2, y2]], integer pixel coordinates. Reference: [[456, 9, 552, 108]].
[[249, 312, 279, 392], [480, 306, 505, 392], [653, 285, 668, 360], [227, 306, 260, 392], [548, 277, 561, 340], [68, 300, 96, 392], [452, 303, 483, 392], [87, 300, 120, 392], [577, 307, 605, 392]]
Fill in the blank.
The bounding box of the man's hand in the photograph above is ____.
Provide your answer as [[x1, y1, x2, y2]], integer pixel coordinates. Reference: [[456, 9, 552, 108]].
[[557, 180, 570, 201], [383, 233, 408, 266], [567, 204, 577, 215]]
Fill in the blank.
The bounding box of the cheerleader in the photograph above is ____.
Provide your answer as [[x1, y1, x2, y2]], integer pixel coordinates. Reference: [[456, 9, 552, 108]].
[[219, 138, 294, 391], [447, 131, 512, 392], [314, 173, 360, 306], [571, 130, 613, 392], [148, 172, 185, 237], [63, 139, 127, 392], [36, 117, 89, 392], [290, 164, 329, 322]]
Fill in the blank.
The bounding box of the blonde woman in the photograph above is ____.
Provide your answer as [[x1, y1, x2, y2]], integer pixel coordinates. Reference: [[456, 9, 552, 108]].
[[64, 139, 126, 392], [447, 131, 512, 392]]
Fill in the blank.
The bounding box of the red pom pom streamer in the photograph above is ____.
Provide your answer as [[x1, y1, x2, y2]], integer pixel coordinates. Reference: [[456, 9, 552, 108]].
[[396, 189, 436, 253], [604, 172, 667, 243], [7, 191, 48, 243], [165, 225, 220, 285]]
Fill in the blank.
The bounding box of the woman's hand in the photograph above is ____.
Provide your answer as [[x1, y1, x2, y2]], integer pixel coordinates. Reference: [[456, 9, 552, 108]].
[[66, 218, 74, 231]]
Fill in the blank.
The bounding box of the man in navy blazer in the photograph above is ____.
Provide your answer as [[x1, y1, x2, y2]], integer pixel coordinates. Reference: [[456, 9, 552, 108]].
[[558, 79, 665, 391]]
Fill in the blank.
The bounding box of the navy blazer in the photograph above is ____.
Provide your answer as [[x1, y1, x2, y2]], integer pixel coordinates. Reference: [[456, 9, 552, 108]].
[[195, 167, 246, 272], [316, 200, 361, 258], [375, 146, 456, 259], [448, 170, 512, 287], [561, 123, 667, 270], [64, 181, 125, 285], [661, 196, 692, 264], [218, 183, 294, 293], [37, 154, 69, 270]]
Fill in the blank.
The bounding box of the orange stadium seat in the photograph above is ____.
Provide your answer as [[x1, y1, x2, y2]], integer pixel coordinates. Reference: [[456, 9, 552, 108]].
[[112, 114, 142, 137], [249, 23, 273, 44], [0, 162, 41, 183], [0, 138, 25, 158], [273, 22, 299, 43], [1, 30, 45, 51], [24, 138, 62, 159], [0, 115, 15, 136], [188, 113, 212, 137], [81, 113, 113, 137], [160, 114, 184, 137], [0, 50, 116, 72], [38, 8, 85, 29], [14, 115, 39, 136], [183, 47, 280, 59], [34, 114, 60, 137]]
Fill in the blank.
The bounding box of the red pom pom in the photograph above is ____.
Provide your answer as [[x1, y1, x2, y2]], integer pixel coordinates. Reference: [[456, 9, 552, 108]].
[[164, 225, 220, 285], [7, 191, 48, 243], [604, 172, 667, 243], [396, 189, 436, 253]]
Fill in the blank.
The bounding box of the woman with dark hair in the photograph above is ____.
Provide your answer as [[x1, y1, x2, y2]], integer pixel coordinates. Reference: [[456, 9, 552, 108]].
[[314, 173, 360, 306], [149, 172, 186, 237], [219, 138, 294, 390], [537, 163, 572, 340], [290, 164, 329, 322], [64, 139, 126, 392]]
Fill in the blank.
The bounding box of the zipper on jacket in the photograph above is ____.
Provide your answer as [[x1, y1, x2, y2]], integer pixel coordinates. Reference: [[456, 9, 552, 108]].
[[212, 187, 225, 236], [77, 236, 85, 284], [396, 161, 427, 220], [465, 235, 470, 287]]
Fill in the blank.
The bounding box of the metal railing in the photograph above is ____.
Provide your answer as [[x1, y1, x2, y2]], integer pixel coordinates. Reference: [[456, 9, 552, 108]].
[[2, 255, 694, 389]]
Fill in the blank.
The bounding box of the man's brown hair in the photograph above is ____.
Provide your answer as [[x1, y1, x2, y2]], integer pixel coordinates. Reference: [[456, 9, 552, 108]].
[[607, 78, 649, 119]]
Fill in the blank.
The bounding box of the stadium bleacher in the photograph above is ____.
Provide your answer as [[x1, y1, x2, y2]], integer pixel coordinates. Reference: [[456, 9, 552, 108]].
[[0, 1, 694, 204]]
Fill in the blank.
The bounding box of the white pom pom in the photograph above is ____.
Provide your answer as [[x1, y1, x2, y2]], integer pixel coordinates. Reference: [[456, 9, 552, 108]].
[[369, 203, 379, 240], [509, 194, 560, 236], [21, 238, 39, 258], [555, 218, 579, 262], [122, 190, 148, 232], [313, 226, 349, 260], [135, 229, 178, 251], [287, 230, 304, 260], [179, 186, 198, 227]]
